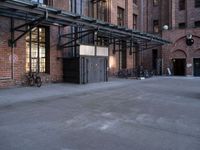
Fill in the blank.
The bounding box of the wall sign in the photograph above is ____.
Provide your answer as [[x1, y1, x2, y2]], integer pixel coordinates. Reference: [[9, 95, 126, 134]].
[[9, 54, 18, 63]]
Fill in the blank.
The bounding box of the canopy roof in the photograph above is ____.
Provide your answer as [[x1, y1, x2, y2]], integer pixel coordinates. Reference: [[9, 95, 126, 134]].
[[0, 0, 170, 49]]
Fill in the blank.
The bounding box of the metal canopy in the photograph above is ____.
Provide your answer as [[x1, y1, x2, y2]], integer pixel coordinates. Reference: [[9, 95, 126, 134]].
[[0, 0, 170, 50]]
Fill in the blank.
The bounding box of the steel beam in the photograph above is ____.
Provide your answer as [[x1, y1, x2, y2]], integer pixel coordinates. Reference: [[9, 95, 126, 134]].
[[0, 0, 170, 45], [9, 13, 47, 47]]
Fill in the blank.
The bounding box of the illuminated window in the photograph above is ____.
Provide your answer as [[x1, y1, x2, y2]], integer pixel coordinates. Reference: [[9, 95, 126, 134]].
[[26, 27, 49, 73]]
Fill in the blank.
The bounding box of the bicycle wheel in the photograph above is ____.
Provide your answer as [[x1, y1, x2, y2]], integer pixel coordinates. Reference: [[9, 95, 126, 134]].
[[29, 77, 35, 86], [35, 76, 42, 87], [21, 75, 29, 86]]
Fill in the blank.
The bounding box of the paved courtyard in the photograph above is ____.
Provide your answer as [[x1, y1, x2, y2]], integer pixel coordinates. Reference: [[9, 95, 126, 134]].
[[0, 77, 200, 150]]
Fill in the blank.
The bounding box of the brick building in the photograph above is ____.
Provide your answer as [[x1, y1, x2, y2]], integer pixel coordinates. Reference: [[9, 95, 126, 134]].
[[0, 0, 169, 88], [141, 0, 200, 76]]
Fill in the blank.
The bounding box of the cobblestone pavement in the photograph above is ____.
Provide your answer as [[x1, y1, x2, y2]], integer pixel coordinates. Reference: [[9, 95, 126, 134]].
[[0, 77, 200, 150]]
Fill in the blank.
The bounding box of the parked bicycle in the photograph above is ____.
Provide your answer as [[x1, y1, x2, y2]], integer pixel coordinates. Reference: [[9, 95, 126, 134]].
[[117, 69, 129, 78], [22, 72, 42, 87], [116, 67, 155, 79]]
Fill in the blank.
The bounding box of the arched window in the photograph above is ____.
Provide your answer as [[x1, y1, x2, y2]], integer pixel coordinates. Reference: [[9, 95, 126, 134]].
[[179, 0, 185, 10]]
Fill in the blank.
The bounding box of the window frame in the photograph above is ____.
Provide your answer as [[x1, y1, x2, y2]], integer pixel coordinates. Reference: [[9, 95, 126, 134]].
[[90, 0, 108, 22], [117, 7, 125, 27], [178, 22, 186, 29], [133, 14, 137, 30], [179, 0, 186, 11], [153, 20, 159, 33], [26, 26, 50, 73]]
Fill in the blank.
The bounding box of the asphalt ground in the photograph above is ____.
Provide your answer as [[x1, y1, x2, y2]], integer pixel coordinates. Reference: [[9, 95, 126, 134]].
[[0, 77, 200, 150]]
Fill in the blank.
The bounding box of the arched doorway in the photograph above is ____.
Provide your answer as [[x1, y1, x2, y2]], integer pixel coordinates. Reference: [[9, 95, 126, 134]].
[[172, 50, 187, 76]]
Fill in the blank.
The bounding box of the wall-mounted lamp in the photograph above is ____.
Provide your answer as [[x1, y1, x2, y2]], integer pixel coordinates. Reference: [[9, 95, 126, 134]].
[[163, 25, 169, 30], [186, 34, 194, 46]]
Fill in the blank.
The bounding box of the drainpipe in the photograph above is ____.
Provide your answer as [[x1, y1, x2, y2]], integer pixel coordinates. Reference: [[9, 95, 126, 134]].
[[74, 0, 77, 57], [11, 18, 14, 80], [11, 46, 14, 80], [140, 0, 144, 67]]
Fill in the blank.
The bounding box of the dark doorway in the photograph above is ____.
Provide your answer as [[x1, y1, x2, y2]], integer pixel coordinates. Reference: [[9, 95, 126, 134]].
[[173, 59, 186, 76], [152, 49, 158, 70], [119, 41, 127, 70], [194, 58, 200, 76]]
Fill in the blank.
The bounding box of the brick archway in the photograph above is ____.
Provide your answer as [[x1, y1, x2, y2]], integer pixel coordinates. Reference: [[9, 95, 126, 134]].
[[172, 49, 187, 59], [173, 35, 200, 45]]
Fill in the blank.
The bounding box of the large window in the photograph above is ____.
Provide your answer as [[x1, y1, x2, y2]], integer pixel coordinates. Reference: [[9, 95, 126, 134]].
[[133, 14, 137, 29], [153, 20, 159, 33], [179, 0, 185, 10], [195, 0, 200, 7], [117, 7, 125, 26], [98, 0, 107, 21], [90, 0, 108, 22], [26, 27, 49, 73]]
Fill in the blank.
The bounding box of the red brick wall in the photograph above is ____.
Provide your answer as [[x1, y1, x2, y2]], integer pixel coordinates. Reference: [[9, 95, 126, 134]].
[[108, 0, 137, 73], [0, 19, 65, 88], [49, 26, 63, 82], [143, 0, 200, 76], [1, 0, 199, 88], [0, 17, 12, 80], [0, 17, 26, 88], [0, 0, 73, 88], [162, 28, 200, 75], [173, 0, 200, 28]]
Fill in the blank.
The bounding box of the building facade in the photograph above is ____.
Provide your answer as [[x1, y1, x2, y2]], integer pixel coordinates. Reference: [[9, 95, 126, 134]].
[[0, 0, 70, 87], [3, 0, 196, 88], [142, 0, 200, 76], [0, 0, 148, 88]]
